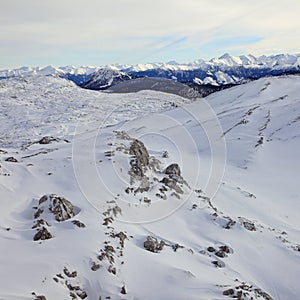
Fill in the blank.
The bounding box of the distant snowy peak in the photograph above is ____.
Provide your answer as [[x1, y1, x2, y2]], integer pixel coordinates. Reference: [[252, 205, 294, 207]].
[[1, 53, 300, 88], [1, 53, 300, 78], [82, 67, 133, 90], [0, 65, 98, 78]]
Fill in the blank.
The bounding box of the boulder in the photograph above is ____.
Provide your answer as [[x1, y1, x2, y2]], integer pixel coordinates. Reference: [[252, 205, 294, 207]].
[[5, 157, 18, 163], [144, 236, 165, 253], [38, 194, 75, 222]]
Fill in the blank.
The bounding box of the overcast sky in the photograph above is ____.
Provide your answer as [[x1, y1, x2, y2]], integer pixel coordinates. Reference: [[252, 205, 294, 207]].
[[1, 0, 300, 68]]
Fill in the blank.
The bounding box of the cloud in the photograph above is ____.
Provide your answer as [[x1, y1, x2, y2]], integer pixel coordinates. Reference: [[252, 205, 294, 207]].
[[1, 0, 300, 67]]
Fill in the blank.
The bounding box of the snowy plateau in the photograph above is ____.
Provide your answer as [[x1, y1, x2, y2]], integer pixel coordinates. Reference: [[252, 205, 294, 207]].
[[0, 73, 299, 300]]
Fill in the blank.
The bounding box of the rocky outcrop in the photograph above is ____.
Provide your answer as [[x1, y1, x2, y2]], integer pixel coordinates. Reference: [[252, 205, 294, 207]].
[[129, 139, 149, 178], [164, 163, 181, 177], [38, 194, 75, 222], [111, 131, 190, 201], [33, 227, 53, 241], [32, 194, 79, 241], [144, 236, 165, 253]]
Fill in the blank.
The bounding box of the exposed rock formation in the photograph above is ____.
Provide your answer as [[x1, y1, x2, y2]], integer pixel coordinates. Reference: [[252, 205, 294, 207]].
[[129, 139, 149, 178], [144, 236, 165, 253], [38, 194, 75, 222]]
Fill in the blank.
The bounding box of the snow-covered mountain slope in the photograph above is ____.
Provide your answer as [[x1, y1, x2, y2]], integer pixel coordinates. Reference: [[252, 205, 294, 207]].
[[0, 76, 191, 148], [82, 68, 133, 90], [1, 53, 300, 88], [0, 75, 299, 300]]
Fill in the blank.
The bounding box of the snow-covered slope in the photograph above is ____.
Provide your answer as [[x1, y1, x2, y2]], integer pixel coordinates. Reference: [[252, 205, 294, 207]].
[[82, 67, 133, 90], [0, 75, 299, 300]]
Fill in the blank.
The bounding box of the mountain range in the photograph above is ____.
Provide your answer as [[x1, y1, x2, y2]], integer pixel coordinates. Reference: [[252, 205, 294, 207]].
[[1, 53, 300, 89]]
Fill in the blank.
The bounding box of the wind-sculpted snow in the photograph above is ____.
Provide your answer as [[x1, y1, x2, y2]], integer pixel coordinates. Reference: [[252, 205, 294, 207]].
[[0, 75, 299, 299]]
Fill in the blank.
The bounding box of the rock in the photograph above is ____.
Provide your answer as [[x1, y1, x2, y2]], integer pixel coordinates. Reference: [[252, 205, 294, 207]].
[[115, 130, 132, 140], [212, 260, 225, 268], [33, 227, 53, 241], [98, 245, 115, 264], [72, 220, 86, 228], [38, 194, 75, 222], [108, 265, 116, 275], [5, 157, 18, 162], [162, 151, 169, 158], [63, 267, 77, 278], [129, 139, 149, 177], [91, 262, 100, 271], [120, 285, 127, 295], [207, 246, 216, 253], [223, 288, 235, 296], [215, 250, 226, 258], [38, 136, 58, 144], [164, 163, 181, 176], [144, 236, 165, 253], [103, 216, 114, 226], [134, 176, 150, 193], [104, 151, 115, 157], [34, 208, 44, 219], [34, 295, 47, 300], [143, 197, 151, 204], [77, 291, 88, 299], [32, 219, 50, 229], [243, 220, 256, 231], [219, 245, 231, 254], [114, 232, 127, 248], [160, 177, 184, 194], [224, 219, 236, 229], [172, 243, 184, 252]]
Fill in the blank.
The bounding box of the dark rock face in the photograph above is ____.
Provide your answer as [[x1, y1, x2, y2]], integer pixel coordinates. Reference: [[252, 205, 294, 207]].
[[5, 157, 18, 162], [223, 288, 235, 296], [144, 236, 165, 253], [159, 163, 187, 198], [164, 163, 181, 177], [129, 139, 149, 177], [121, 286, 127, 295], [33, 227, 53, 241]]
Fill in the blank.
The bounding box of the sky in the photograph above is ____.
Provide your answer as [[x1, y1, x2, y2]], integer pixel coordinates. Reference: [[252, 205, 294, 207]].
[[1, 0, 300, 68]]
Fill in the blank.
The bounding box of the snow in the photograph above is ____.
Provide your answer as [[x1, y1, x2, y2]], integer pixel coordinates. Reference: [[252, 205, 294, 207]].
[[1, 53, 300, 79], [0, 74, 299, 299], [203, 76, 219, 86]]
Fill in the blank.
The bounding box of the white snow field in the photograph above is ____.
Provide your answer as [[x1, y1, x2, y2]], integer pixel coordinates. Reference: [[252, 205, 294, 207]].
[[0, 75, 299, 300]]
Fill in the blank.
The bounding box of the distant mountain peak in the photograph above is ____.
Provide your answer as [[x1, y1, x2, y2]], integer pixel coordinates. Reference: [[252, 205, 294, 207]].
[[1, 53, 299, 89]]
